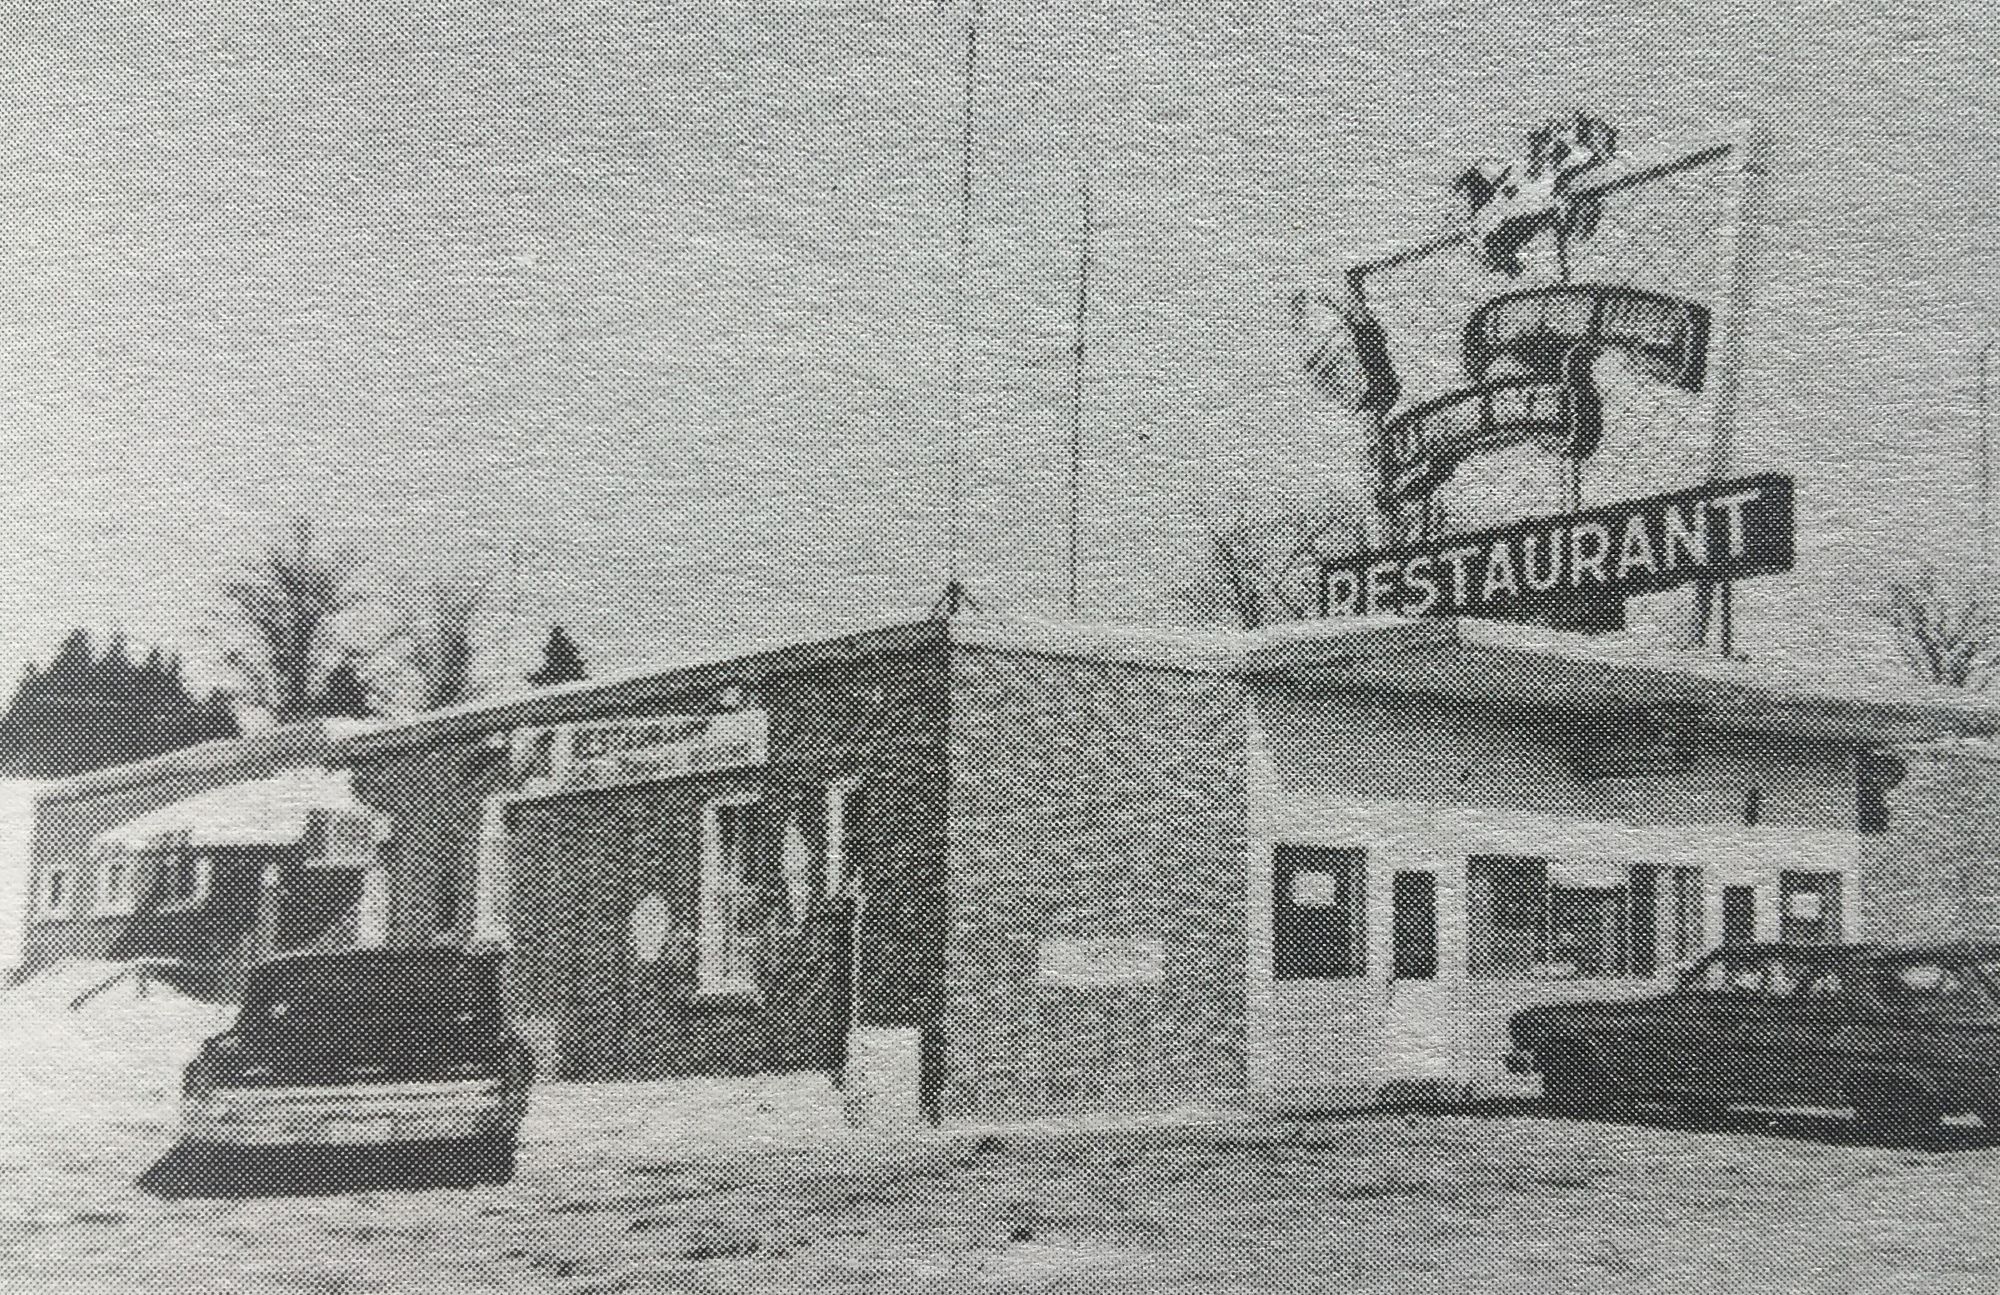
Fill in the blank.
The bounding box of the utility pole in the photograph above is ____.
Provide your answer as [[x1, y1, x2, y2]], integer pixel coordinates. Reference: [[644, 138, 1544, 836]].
[[1065, 179, 1093, 620], [1979, 338, 1995, 580]]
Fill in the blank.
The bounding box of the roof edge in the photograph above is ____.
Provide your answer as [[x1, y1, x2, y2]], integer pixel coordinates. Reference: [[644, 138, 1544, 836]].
[[34, 719, 369, 808]]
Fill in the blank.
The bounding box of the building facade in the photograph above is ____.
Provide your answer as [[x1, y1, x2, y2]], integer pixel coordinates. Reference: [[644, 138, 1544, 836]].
[[16, 722, 382, 995], [330, 615, 2000, 1126]]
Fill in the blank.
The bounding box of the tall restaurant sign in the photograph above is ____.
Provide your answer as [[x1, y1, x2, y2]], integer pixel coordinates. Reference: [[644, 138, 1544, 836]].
[[1320, 473, 1793, 620]]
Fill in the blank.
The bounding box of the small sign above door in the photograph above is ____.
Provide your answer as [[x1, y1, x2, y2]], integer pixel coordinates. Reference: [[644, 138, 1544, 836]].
[[510, 710, 769, 798]]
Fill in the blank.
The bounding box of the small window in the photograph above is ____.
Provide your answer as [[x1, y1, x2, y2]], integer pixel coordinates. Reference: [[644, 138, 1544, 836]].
[[1721, 885, 1757, 944], [95, 858, 138, 916], [436, 869, 461, 936], [38, 868, 72, 920], [1779, 871, 1843, 943], [1272, 845, 1365, 980], [1667, 866, 1704, 967]]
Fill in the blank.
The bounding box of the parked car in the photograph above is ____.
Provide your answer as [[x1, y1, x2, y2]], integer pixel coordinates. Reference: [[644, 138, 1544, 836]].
[[1507, 941, 2000, 1138], [182, 944, 534, 1182]]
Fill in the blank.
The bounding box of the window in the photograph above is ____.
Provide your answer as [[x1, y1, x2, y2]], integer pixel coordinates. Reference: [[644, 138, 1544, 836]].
[[37, 868, 72, 920], [1667, 866, 1704, 967], [158, 855, 212, 913], [823, 779, 861, 899], [1272, 845, 1364, 980], [1391, 870, 1438, 980], [436, 868, 461, 936], [95, 857, 138, 916], [699, 797, 762, 993], [1872, 960, 1995, 1018], [1467, 856, 1651, 980], [1779, 871, 1842, 943], [1721, 885, 1757, 944]]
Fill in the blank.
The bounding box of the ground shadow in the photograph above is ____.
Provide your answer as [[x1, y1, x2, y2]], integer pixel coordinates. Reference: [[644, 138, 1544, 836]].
[[139, 1140, 505, 1200], [1435, 1096, 2000, 1153]]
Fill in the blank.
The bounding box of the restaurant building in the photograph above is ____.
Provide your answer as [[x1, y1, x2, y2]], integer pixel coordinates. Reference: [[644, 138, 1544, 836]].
[[327, 612, 2000, 1125]]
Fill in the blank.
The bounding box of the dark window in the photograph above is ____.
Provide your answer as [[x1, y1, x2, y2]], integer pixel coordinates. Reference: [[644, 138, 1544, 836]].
[[1272, 845, 1365, 980], [1857, 753, 1904, 835], [1391, 871, 1438, 980], [436, 869, 461, 936], [1467, 855, 1546, 978], [1630, 865, 1660, 978], [1669, 866, 1704, 966], [1871, 960, 1995, 1018], [1722, 886, 1757, 944]]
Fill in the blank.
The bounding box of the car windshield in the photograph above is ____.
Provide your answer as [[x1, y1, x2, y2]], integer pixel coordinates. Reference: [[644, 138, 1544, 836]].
[[240, 951, 498, 1032]]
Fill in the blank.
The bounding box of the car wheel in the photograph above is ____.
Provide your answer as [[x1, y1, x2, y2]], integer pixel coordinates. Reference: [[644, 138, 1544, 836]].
[[1849, 1076, 1943, 1144], [466, 1129, 518, 1185], [1539, 1043, 1601, 1118]]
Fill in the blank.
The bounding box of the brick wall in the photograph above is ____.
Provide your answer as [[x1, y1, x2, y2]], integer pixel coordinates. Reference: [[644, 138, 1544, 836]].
[[937, 644, 1249, 1123], [346, 639, 951, 1085], [1863, 750, 2000, 940]]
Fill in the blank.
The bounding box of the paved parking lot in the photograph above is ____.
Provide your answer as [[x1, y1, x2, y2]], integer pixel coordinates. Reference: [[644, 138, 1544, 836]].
[[3, 1064, 2000, 1295]]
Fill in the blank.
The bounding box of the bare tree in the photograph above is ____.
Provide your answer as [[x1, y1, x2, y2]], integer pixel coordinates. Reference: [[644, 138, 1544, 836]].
[[217, 520, 386, 722], [1172, 498, 1371, 630], [403, 582, 488, 711], [1869, 567, 2000, 690]]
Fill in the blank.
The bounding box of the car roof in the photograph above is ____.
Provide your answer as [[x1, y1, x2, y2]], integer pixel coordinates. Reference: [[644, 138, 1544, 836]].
[[247, 944, 500, 975], [1706, 941, 2000, 962]]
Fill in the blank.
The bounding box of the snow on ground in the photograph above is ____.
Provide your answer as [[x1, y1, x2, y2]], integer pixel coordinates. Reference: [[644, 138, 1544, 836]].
[[0, 780, 43, 975], [0, 986, 1998, 1295], [0, 962, 231, 1149]]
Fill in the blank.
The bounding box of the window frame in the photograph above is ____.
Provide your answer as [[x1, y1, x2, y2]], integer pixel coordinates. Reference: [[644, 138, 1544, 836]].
[[1271, 843, 1367, 981], [93, 854, 139, 917], [35, 866, 74, 922], [697, 793, 763, 997], [1466, 855, 1667, 983]]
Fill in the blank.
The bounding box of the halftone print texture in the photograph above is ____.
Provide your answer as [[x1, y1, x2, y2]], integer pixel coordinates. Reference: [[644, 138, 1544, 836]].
[[3, 3, 2000, 1295]]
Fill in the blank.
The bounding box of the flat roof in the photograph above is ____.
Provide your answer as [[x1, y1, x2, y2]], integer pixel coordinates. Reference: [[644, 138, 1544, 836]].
[[332, 613, 2000, 763], [35, 718, 382, 808]]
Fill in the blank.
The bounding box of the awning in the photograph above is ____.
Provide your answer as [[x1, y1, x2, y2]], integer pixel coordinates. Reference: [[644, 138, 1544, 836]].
[[93, 770, 388, 853]]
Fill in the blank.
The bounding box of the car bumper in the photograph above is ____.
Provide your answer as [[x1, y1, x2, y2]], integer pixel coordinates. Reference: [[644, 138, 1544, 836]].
[[183, 1078, 520, 1148]]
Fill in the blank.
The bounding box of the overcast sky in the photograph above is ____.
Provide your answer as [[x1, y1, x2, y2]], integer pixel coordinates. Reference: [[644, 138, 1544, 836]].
[[1, 0, 1995, 706]]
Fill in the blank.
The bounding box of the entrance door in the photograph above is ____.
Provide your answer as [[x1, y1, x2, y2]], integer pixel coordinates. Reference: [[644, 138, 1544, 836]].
[[1381, 867, 1463, 1094]]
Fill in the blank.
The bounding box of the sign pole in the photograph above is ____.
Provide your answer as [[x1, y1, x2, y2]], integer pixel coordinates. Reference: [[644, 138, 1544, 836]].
[[1693, 121, 1772, 656]]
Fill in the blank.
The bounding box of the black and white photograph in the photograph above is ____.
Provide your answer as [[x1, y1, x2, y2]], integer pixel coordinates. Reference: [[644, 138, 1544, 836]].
[[0, 2, 1997, 1291]]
